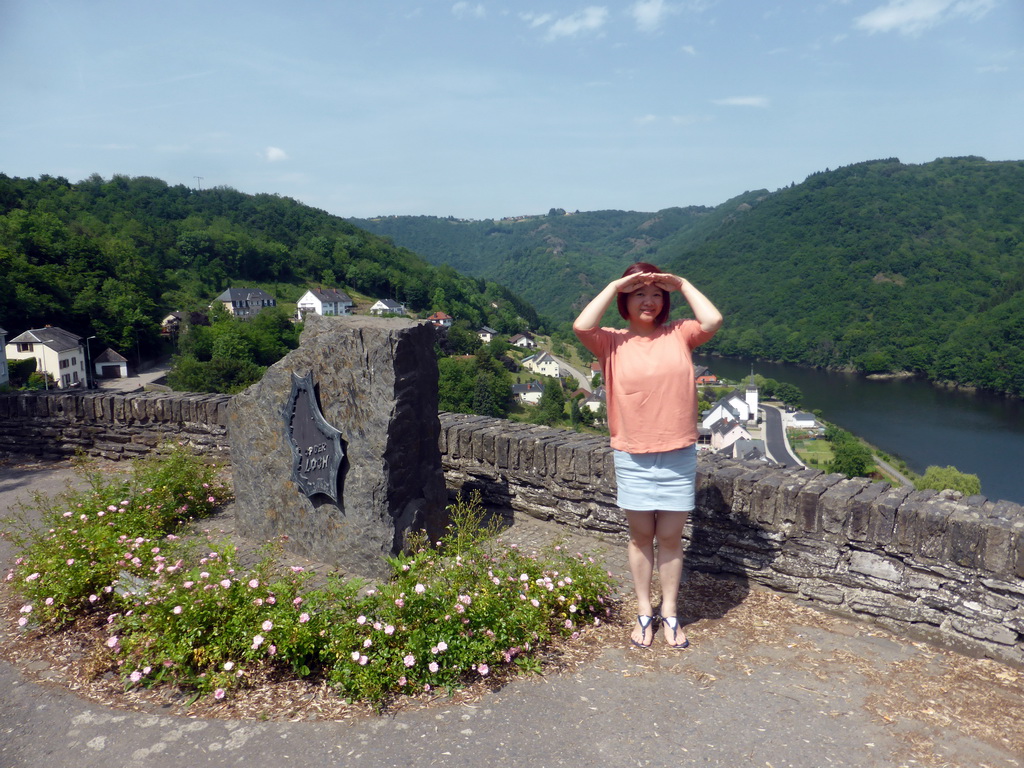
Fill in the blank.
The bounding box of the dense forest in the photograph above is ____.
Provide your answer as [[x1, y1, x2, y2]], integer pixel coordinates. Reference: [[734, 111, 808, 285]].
[[354, 157, 1024, 397], [0, 173, 540, 382]]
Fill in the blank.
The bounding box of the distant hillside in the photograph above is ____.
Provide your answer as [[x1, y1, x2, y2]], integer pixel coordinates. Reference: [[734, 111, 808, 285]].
[[0, 174, 539, 362], [355, 157, 1024, 397], [351, 195, 764, 322]]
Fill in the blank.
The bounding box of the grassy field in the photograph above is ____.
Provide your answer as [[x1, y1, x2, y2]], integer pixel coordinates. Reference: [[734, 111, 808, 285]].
[[789, 432, 833, 471]]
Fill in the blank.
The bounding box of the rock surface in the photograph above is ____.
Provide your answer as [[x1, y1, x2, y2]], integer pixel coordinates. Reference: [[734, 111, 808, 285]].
[[229, 314, 447, 577]]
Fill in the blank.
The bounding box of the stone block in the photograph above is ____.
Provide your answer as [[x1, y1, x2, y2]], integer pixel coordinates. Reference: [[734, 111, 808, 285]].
[[797, 472, 847, 535], [230, 315, 447, 578], [848, 550, 904, 583], [869, 485, 913, 547], [818, 476, 873, 538], [847, 481, 890, 541], [950, 617, 1019, 646], [944, 506, 986, 569]]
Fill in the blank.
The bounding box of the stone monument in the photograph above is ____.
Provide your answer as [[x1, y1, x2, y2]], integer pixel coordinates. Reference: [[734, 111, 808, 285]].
[[229, 313, 448, 578]]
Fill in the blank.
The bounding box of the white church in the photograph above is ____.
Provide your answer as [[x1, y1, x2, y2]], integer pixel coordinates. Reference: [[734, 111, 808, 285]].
[[701, 372, 759, 430]]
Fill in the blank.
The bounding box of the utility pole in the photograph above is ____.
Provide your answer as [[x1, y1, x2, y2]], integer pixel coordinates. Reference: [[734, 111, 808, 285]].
[[194, 176, 204, 191]]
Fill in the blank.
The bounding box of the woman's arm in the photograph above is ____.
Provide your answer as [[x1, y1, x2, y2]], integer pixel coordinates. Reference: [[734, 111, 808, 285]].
[[572, 273, 647, 332], [652, 274, 723, 334]]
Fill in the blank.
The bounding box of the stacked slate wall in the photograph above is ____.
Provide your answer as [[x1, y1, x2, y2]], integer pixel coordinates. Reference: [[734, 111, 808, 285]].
[[0, 391, 231, 460], [2, 393, 1022, 667], [438, 412, 1024, 668]]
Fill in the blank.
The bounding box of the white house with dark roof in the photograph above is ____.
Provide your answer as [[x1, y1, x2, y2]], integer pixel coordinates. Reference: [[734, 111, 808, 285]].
[[5, 326, 86, 388], [512, 380, 545, 405], [521, 350, 561, 378], [709, 419, 753, 451], [477, 326, 498, 343], [702, 385, 758, 429], [369, 298, 407, 316], [94, 347, 129, 379], [0, 326, 8, 388], [508, 333, 537, 349], [296, 288, 354, 319], [214, 287, 277, 318]]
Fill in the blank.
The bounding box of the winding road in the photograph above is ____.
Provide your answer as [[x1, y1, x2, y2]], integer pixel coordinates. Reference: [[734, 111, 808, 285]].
[[759, 403, 802, 467]]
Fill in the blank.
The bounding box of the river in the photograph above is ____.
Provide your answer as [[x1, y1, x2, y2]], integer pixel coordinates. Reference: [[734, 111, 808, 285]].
[[694, 355, 1024, 505]]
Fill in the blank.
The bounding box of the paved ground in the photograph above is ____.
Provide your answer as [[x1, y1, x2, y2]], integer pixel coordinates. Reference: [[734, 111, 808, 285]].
[[1, 460, 1022, 768]]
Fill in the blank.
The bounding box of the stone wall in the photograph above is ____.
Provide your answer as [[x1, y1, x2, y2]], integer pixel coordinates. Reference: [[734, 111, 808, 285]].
[[0, 391, 231, 460], [3, 392, 1023, 666], [438, 412, 1024, 667]]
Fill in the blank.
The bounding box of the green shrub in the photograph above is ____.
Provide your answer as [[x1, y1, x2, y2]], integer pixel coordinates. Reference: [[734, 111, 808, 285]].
[[6, 455, 614, 706]]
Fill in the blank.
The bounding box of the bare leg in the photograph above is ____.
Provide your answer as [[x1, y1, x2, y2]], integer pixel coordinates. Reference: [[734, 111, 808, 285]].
[[625, 510, 656, 646], [654, 510, 689, 646]]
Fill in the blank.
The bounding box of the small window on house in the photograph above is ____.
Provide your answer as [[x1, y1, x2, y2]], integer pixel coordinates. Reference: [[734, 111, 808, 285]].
[[16, 343, 33, 353]]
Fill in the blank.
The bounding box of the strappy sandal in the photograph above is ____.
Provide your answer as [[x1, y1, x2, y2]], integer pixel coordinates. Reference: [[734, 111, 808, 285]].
[[630, 614, 656, 648], [661, 616, 690, 649]]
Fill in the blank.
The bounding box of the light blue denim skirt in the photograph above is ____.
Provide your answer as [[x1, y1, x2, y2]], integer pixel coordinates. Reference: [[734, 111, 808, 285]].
[[613, 445, 697, 512]]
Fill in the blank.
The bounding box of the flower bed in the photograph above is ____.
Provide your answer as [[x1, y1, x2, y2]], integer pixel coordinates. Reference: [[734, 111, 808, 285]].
[[4, 448, 615, 706]]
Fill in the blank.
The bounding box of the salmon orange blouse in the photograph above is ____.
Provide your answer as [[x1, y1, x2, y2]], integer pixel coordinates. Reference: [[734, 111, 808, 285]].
[[575, 319, 716, 453]]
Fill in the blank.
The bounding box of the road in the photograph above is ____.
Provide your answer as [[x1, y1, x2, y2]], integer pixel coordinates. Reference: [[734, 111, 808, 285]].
[[759, 403, 802, 467]]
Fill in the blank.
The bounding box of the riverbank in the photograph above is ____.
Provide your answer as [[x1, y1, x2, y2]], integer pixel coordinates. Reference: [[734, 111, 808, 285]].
[[695, 354, 1024, 505]]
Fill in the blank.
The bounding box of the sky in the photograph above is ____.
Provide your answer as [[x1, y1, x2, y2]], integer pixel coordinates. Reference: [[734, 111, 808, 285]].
[[1, 0, 1021, 220]]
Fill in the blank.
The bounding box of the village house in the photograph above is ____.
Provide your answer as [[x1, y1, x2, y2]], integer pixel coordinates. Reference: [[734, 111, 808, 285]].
[[508, 333, 537, 349], [0, 326, 8, 388], [709, 419, 753, 452], [789, 411, 820, 430], [694, 364, 718, 384], [161, 311, 184, 335], [477, 326, 498, 343], [296, 288, 354, 320], [511, 380, 545, 405], [426, 311, 453, 329], [582, 385, 605, 413], [93, 348, 130, 379], [720, 438, 770, 463], [5, 326, 87, 389], [369, 298, 407, 316], [521, 350, 561, 378], [214, 287, 277, 319], [701, 378, 759, 429]]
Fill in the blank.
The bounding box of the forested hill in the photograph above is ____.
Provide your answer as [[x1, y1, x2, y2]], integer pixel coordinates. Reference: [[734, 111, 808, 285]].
[[350, 194, 764, 322], [0, 174, 540, 360], [354, 157, 1024, 397]]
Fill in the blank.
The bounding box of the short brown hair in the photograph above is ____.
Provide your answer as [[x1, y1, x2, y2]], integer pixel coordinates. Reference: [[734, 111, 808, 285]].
[[617, 261, 670, 325]]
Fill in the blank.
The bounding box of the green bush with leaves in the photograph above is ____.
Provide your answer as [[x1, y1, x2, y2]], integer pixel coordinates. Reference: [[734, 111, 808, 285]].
[[6, 453, 615, 706], [5, 446, 232, 626]]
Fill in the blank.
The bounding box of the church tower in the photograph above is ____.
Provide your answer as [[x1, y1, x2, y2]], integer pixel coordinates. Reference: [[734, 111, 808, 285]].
[[745, 366, 759, 422]]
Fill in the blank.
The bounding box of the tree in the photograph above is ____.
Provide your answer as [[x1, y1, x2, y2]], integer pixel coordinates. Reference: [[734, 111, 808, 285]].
[[537, 378, 566, 425], [916, 466, 982, 496], [774, 382, 803, 408], [825, 427, 874, 478], [828, 439, 874, 478]]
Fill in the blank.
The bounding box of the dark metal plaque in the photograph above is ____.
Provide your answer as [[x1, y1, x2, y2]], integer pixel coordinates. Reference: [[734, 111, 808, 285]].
[[285, 371, 344, 504]]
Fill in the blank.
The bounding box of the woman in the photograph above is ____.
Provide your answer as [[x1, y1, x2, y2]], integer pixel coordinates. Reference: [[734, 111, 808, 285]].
[[573, 262, 723, 648]]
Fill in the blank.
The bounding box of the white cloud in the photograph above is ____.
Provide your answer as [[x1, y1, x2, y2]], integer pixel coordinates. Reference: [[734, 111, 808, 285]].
[[713, 96, 770, 108], [521, 12, 553, 28], [452, 2, 485, 19], [680, 44, 697, 56], [854, 0, 996, 36], [263, 146, 289, 162], [635, 114, 659, 125], [526, 7, 608, 41], [631, 0, 673, 32]]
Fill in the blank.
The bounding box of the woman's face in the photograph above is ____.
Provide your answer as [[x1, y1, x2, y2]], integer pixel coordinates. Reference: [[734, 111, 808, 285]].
[[625, 283, 664, 326]]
